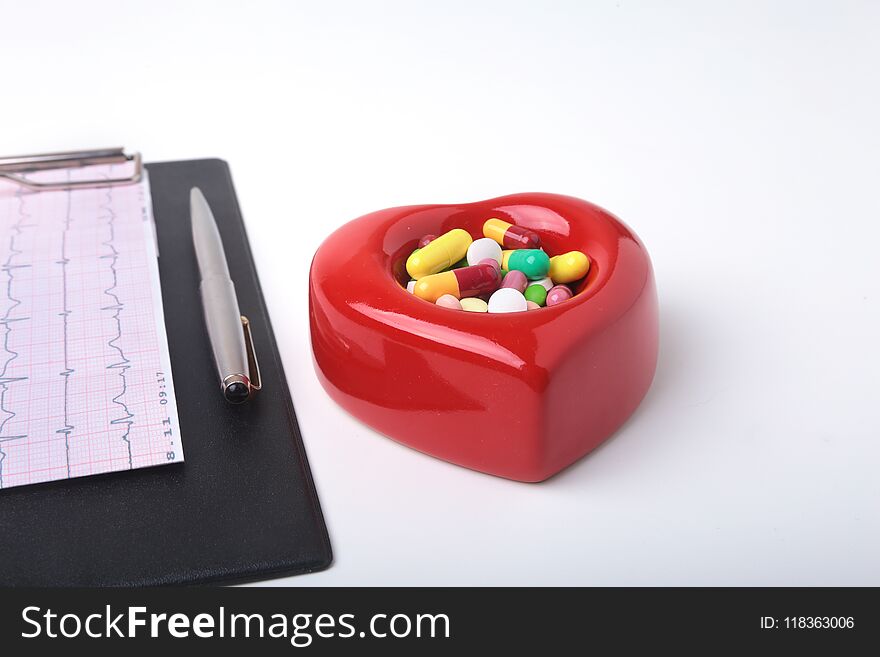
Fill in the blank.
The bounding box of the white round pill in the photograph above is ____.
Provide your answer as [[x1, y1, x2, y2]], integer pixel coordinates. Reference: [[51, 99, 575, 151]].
[[532, 276, 553, 291], [466, 237, 503, 266], [406, 280, 416, 293], [488, 288, 528, 313]]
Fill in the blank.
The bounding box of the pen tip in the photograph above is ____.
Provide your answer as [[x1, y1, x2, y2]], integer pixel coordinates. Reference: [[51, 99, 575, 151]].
[[224, 381, 250, 404]]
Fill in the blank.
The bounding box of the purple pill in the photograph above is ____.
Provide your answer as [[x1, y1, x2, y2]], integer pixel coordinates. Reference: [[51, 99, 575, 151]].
[[546, 285, 573, 306], [418, 234, 438, 248], [500, 270, 528, 293]]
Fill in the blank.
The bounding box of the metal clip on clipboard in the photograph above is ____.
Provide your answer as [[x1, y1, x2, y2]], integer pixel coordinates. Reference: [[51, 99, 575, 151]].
[[0, 147, 142, 190]]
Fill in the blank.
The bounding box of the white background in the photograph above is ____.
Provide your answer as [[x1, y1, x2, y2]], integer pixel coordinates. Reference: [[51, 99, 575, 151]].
[[2, 0, 878, 585]]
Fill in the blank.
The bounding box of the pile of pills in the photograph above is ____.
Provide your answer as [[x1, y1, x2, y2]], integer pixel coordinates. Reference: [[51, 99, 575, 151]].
[[402, 218, 590, 313]]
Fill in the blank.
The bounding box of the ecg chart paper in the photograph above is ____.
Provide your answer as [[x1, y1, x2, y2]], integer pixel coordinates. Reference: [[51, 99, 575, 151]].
[[0, 165, 183, 489]]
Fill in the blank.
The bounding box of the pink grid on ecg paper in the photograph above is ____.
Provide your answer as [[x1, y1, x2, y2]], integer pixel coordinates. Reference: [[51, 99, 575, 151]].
[[0, 164, 183, 489]]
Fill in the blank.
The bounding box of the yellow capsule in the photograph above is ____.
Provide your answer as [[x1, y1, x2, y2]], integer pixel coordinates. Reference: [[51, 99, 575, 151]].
[[548, 250, 590, 284], [406, 228, 472, 279]]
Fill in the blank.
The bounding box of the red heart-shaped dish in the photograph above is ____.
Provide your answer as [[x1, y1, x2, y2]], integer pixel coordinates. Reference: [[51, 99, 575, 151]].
[[309, 193, 658, 482]]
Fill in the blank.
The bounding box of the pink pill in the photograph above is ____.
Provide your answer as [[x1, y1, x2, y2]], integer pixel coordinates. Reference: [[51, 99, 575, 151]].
[[546, 285, 573, 306], [418, 234, 438, 248], [435, 294, 462, 310], [526, 300, 541, 310], [500, 270, 528, 293]]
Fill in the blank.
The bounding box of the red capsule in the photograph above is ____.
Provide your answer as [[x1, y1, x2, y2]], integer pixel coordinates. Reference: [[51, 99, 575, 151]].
[[453, 263, 502, 297], [483, 218, 541, 249], [477, 257, 502, 276], [413, 263, 501, 302]]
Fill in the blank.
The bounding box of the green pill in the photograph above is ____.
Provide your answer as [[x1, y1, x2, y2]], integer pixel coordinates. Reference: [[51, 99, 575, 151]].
[[524, 284, 547, 306], [504, 249, 550, 280]]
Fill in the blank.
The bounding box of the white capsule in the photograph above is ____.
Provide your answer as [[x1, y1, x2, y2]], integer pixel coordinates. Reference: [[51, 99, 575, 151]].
[[466, 237, 503, 267], [488, 287, 528, 313], [532, 276, 553, 291], [406, 280, 416, 293]]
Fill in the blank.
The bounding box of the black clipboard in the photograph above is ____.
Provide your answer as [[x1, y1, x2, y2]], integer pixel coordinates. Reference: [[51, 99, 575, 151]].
[[0, 158, 331, 585]]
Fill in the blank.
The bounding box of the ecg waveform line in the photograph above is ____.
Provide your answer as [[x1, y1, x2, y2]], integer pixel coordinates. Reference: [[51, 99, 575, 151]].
[[0, 188, 33, 487], [55, 177, 74, 478], [0, 165, 183, 489], [100, 182, 134, 468]]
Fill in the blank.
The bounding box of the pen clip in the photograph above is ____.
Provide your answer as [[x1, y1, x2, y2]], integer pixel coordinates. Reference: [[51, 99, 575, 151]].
[[240, 315, 262, 393]]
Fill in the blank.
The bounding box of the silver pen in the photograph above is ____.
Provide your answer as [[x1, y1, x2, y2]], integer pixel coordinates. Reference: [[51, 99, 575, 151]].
[[191, 187, 261, 404]]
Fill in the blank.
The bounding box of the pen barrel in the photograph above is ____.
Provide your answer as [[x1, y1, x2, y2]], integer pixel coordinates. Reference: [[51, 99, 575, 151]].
[[200, 275, 249, 387]]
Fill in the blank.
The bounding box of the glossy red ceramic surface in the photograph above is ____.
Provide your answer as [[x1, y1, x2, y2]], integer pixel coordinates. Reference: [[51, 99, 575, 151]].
[[309, 193, 658, 482]]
